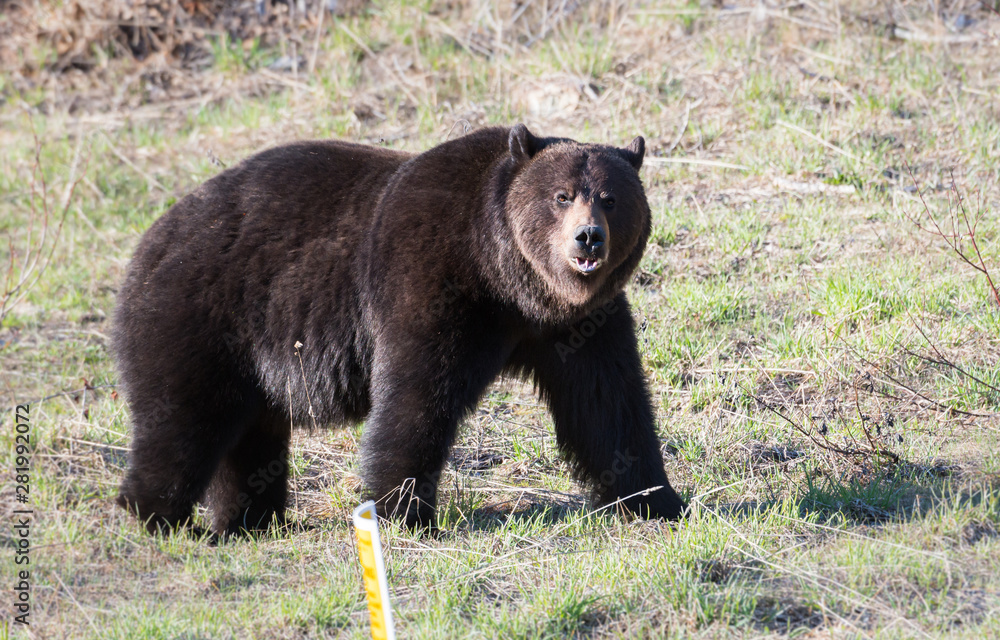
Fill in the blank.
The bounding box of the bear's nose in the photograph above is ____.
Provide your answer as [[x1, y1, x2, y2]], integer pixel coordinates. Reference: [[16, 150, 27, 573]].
[[574, 225, 606, 253]]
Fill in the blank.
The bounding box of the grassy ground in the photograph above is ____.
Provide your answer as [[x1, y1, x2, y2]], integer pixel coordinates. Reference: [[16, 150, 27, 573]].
[[2, 0, 1000, 637]]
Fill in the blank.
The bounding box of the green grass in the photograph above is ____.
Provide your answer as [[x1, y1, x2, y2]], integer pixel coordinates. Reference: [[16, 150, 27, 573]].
[[2, 0, 1000, 637]]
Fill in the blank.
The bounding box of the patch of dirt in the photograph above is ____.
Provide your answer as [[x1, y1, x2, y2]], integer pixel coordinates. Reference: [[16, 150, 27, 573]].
[[753, 596, 826, 633], [961, 520, 998, 546], [946, 588, 998, 629], [452, 450, 505, 472], [697, 556, 763, 584], [755, 372, 812, 411]]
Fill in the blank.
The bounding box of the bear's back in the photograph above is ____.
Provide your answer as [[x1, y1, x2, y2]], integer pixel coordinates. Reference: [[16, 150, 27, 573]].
[[113, 140, 411, 425], [118, 139, 410, 320]]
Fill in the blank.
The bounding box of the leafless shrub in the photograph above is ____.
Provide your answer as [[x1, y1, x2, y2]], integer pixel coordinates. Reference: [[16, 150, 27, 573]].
[[1, 112, 86, 328], [749, 374, 902, 471], [893, 168, 1000, 414], [902, 165, 999, 308]]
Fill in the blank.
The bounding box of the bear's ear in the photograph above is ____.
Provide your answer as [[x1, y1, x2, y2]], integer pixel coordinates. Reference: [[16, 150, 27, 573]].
[[620, 136, 645, 171], [509, 124, 538, 164]]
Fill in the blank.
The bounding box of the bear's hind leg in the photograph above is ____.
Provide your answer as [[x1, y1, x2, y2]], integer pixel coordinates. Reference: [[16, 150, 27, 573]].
[[207, 404, 292, 536], [117, 374, 270, 536], [118, 410, 242, 536]]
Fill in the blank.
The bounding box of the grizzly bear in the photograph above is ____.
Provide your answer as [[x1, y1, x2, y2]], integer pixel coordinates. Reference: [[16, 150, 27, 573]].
[[113, 124, 687, 535]]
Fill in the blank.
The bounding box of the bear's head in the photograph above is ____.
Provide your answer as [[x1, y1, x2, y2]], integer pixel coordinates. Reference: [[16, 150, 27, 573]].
[[504, 124, 650, 318]]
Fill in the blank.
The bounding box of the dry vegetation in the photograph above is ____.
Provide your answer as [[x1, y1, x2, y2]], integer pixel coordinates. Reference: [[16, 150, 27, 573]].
[[1, 0, 1000, 638]]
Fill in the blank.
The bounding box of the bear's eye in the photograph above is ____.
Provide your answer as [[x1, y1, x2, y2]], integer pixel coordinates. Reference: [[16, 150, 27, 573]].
[[556, 193, 571, 204], [603, 196, 616, 208]]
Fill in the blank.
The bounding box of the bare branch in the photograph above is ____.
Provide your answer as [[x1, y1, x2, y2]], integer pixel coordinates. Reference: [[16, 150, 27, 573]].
[[0, 112, 89, 327], [901, 163, 999, 307]]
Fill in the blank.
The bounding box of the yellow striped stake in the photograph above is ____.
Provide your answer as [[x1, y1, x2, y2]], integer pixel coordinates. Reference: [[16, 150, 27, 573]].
[[353, 500, 396, 640]]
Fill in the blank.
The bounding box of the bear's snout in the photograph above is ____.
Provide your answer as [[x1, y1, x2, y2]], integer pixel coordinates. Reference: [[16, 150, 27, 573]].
[[559, 196, 611, 276], [570, 225, 607, 273], [574, 225, 606, 253]]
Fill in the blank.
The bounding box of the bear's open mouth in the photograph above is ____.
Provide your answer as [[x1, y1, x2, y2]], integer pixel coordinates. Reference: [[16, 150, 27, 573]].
[[573, 257, 601, 273]]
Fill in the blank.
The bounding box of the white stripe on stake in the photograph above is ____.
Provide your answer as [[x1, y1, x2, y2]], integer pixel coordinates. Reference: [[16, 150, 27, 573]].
[[353, 500, 396, 640]]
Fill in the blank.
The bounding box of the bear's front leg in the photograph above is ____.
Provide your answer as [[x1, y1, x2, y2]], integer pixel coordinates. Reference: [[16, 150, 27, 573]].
[[361, 380, 455, 529], [361, 323, 513, 529], [513, 293, 687, 520]]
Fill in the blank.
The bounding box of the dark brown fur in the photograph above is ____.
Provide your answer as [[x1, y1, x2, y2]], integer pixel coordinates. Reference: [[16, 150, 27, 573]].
[[113, 125, 687, 535]]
